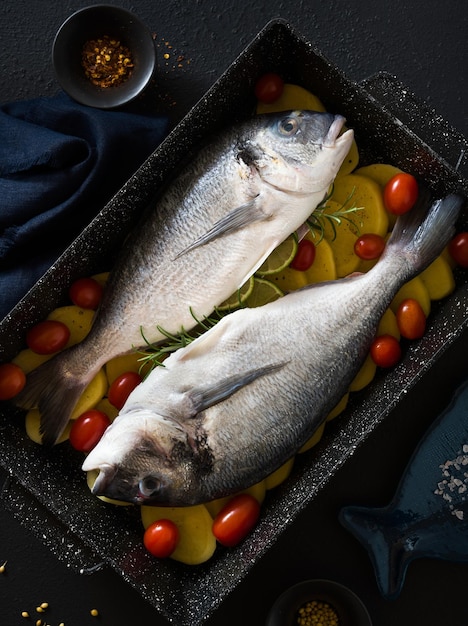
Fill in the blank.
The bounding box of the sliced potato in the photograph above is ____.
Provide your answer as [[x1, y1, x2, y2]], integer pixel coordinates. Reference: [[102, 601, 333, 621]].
[[377, 308, 400, 340], [13, 348, 52, 374], [141, 504, 216, 565], [337, 137, 359, 178], [25, 409, 71, 444], [70, 368, 108, 419], [47, 305, 95, 347], [390, 276, 431, 317], [265, 457, 295, 490], [105, 352, 146, 386], [348, 354, 376, 392], [94, 397, 119, 421], [298, 421, 326, 453], [303, 236, 337, 283], [270, 266, 309, 291], [321, 199, 361, 277], [420, 255, 455, 300], [355, 163, 403, 188], [330, 173, 389, 238], [326, 392, 349, 422], [91, 271, 110, 288], [354, 164, 404, 229]]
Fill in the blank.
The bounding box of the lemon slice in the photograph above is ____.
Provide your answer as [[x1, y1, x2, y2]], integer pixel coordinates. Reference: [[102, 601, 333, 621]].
[[246, 277, 284, 308], [256, 234, 298, 276], [217, 276, 255, 311]]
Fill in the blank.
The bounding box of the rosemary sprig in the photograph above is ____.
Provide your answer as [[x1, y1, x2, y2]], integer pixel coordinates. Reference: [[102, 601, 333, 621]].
[[137, 307, 224, 375], [307, 185, 363, 242], [136, 189, 363, 374]]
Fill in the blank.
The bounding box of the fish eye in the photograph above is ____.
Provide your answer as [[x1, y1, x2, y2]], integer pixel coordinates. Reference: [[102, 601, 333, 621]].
[[139, 476, 161, 498], [278, 117, 300, 136]]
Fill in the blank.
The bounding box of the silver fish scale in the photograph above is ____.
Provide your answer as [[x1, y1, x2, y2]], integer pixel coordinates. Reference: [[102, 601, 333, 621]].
[[198, 271, 394, 494], [83, 193, 464, 505], [19, 110, 355, 447]]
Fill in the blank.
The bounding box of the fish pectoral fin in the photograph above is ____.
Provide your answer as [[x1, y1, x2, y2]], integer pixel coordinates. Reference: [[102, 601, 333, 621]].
[[188, 362, 287, 415], [174, 196, 267, 258]]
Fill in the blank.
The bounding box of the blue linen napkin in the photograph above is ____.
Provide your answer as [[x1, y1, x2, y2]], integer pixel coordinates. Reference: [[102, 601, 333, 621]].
[[0, 91, 169, 320]]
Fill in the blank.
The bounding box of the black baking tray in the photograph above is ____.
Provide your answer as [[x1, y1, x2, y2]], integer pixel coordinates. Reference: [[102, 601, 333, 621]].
[[1, 19, 468, 626]]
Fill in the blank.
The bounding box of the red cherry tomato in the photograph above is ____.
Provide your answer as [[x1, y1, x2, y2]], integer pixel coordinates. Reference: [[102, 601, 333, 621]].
[[108, 371, 142, 409], [212, 493, 261, 547], [370, 334, 402, 368], [69, 277, 103, 309], [254, 73, 284, 104], [290, 239, 316, 271], [354, 233, 386, 260], [69, 409, 111, 452], [0, 363, 26, 400], [383, 173, 419, 215], [396, 298, 426, 340], [26, 320, 70, 355], [143, 519, 180, 558], [448, 232, 468, 268]]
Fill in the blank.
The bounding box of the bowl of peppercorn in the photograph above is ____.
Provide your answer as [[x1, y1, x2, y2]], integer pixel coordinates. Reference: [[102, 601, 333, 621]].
[[52, 4, 156, 109], [266, 579, 373, 626]]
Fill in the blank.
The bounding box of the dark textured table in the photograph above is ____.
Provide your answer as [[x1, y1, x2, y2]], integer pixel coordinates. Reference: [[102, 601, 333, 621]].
[[1, 2, 468, 625]]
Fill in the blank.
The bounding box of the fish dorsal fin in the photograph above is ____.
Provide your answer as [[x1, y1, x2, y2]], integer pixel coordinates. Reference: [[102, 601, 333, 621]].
[[187, 362, 287, 416], [174, 196, 266, 258]]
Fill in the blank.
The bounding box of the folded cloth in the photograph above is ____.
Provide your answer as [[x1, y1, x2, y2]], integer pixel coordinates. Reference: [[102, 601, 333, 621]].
[[0, 91, 169, 320]]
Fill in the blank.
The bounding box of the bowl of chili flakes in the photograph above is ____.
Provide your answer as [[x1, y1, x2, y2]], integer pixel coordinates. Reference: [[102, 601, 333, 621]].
[[52, 4, 156, 109]]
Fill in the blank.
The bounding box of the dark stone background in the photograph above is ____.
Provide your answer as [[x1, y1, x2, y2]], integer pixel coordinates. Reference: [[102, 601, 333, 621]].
[[1, 2, 467, 625]]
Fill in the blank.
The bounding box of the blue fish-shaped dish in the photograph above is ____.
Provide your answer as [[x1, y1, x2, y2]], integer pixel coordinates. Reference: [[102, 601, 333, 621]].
[[339, 378, 468, 599]]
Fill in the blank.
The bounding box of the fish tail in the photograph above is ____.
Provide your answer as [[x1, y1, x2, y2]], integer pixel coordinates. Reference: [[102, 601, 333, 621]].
[[15, 348, 93, 446], [339, 505, 414, 599], [385, 190, 464, 277]]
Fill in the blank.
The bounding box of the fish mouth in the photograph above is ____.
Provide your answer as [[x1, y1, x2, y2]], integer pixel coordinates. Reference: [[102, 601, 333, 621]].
[[323, 115, 348, 148]]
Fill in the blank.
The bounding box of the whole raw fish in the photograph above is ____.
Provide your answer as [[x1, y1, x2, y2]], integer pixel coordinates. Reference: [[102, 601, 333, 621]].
[[82, 192, 464, 506], [16, 110, 353, 445], [340, 377, 468, 599]]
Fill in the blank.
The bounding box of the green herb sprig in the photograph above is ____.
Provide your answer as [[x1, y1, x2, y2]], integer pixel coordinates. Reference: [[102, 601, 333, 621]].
[[137, 308, 223, 375], [307, 185, 363, 243]]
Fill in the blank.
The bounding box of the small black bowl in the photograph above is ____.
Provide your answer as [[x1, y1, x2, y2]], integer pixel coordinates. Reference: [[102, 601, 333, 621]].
[[266, 579, 372, 626], [52, 4, 156, 109]]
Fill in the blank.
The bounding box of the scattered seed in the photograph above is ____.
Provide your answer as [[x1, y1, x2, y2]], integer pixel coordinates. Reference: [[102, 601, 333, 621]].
[[296, 599, 339, 626], [40, 603, 49, 610], [90, 608, 99, 617], [0, 560, 7, 573], [21, 611, 30, 618], [36, 620, 43, 626], [36, 606, 44, 613]]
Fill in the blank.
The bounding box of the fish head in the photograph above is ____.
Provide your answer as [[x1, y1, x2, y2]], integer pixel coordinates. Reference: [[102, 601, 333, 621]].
[[82, 409, 203, 506], [245, 110, 354, 195]]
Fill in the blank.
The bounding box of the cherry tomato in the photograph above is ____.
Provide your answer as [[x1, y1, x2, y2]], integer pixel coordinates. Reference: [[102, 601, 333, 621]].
[[396, 298, 426, 340], [212, 493, 261, 547], [254, 73, 284, 104], [69, 409, 111, 452], [0, 363, 26, 400], [354, 233, 386, 260], [290, 238, 316, 271], [26, 320, 70, 355], [143, 519, 180, 558], [370, 334, 402, 368], [448, 232, 468, 268], [69, 277, 103, 309], [108, 371, 142, 409], [383, 173, 419, 215]]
